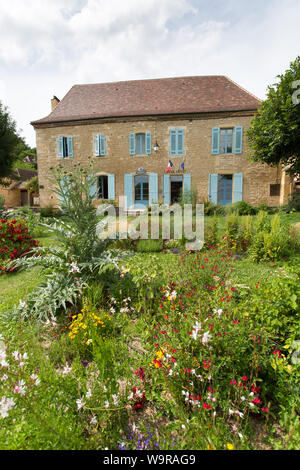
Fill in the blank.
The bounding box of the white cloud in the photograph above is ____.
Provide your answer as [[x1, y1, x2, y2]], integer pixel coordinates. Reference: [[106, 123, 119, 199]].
[[0, 0, 299, 147]]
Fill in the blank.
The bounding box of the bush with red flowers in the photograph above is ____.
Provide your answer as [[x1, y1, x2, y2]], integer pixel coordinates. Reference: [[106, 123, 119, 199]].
[[0, 218, 39, 274]]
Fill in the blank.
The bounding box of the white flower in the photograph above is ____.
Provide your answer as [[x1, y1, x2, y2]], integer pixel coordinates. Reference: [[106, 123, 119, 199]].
[[105, 400, 110, 409], [213, 308, 223, 316], [14, 380, 26, 395], [90, 416, 98, 425], [241, 396, 246, 401], [110, 307, 116, 314], [76, 398, 85, 410], [112, 394, 119, 405], [0, 396, 15, 419], [1, 374, 8, 382], [191, 330, 198, 341], [69, 262, 80, 274], [62, 364, 72, 375], [127, 392, 134, 400], [86, 389, 92, 399], [201, 331, 212, 346]]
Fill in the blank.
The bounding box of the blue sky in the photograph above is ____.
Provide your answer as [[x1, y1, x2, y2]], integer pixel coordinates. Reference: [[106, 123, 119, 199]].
[[0, 0, 299, 147]]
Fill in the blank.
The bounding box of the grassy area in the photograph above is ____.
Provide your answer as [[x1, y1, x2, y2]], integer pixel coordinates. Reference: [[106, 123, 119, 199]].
[[0, 212, 299, 450]]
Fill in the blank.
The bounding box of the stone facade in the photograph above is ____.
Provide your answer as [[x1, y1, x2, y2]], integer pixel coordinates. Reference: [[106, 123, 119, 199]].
[[34, 109, 289, 208]]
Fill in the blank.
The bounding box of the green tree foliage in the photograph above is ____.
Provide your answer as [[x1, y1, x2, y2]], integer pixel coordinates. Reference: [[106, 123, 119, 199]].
[[0, 101, 21, 183], [247, 56, 300, 174]]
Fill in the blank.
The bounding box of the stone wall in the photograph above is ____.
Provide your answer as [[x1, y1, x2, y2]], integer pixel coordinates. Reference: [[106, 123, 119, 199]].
[[34, 111, 289, 207]]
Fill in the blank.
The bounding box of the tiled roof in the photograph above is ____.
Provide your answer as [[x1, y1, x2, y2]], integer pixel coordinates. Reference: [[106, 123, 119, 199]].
[[31, 75, 260, 125]]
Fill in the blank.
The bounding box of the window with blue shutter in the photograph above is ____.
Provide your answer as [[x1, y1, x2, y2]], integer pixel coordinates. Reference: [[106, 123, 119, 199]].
[[129, 133, 135, 155], [209, 174, 218, 204], [94, 134, 106, 156], [163, 174, 170, 205], [234, 126, 243, 154], [149, 173, 158, 204], [88, 175, 97, 200], [124, 174, 133, 209], [99, 134, 106, 156], [183, 174, 191, 196], [220, 129, 233, 154], [108, 174, 115, 200], [58, 136, 73, 158], [130, 132, 152, 155], [233, 173, 243, 201], [211, 128, 220, 155], [146, 132, 152, 154], [170, 129, 184, 156]]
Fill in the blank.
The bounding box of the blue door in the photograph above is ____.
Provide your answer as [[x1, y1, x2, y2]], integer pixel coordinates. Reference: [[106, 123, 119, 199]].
[[134, 175, 149, 208], [218, 175, 233, 205]]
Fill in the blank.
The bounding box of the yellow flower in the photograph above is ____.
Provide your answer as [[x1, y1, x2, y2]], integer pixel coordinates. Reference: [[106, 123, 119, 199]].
[[227, 443, 234, 450]]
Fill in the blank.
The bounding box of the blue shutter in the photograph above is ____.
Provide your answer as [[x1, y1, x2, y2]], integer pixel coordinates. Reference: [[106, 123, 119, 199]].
[[233, 173, 243, 202], [124, 174, 133, 209], [108, 174, 115, 200], [146, 132, 151, 154], [163, 174, 170, 205], [170, 130, 176, 156], [129, 133, 135, 155], [67, 137, 73, 158], [58, 136, 64, 158], [183, 174, 191, 195], [149, 173, 158, 204], [209, 174, 218, 204], [212, 128, 220, 155], [94, 135, 100, 156], [100, 134, 106, 156], [234, 126, 243, 154], [177, 129, 184, 155], [88, 175, 97, 200], [59, 176, 70, 207]]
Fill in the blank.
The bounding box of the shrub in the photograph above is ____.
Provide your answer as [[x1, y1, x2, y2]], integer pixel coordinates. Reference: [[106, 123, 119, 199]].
[[0, 218, 39, 274], [226, 201, 257, 216], [136, 239, 163, 253], [249, 213, 296, 262], [0, 195, 7, 218], [39, 205, 60, 218]]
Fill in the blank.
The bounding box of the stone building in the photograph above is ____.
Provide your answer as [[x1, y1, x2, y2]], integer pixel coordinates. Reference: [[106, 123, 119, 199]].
[[0, 168, 38, 208], [31, 76, 292, 209]]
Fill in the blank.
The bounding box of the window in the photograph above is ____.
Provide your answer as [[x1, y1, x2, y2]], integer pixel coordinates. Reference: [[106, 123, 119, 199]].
[[58, 136, 73, 158], [136, 133, 146, 155], [270, 184, 280, 196], [219, 129, 233, 154], [212, 126, 243, 154], [130, 132, 151, 155], [97, 175, 108, 199], [94, 134, 106, 156], [170, 129, 184, 156]]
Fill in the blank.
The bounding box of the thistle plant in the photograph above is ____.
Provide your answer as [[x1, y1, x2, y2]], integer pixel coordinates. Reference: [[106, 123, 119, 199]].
[[9, 160, 130, 322]]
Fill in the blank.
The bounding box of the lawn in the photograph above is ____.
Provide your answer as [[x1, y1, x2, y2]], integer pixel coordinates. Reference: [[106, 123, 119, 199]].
[[0, 209, 299, 450]]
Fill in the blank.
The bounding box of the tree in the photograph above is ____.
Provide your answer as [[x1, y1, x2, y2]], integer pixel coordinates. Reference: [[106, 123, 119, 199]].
[[0, 101, 21, 184], [247, 56, 300, 175]]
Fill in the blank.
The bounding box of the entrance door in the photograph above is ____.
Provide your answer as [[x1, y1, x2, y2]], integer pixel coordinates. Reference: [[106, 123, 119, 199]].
[[21, 190, 29, 206], [134, 175, 149, 208], [170, 175, 183, 204], [218, 175, 233, 205]]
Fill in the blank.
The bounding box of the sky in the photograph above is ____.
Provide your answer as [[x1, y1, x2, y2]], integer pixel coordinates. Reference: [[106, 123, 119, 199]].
[[0, 0, 299, 148]]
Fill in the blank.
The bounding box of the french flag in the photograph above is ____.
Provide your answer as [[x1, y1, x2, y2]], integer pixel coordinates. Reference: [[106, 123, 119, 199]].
[[166, 160, 173, 173]]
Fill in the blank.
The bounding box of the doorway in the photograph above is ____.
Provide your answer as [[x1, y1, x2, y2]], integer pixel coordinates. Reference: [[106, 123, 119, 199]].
[[170, 175, 183, 204], [134, 175, 149, 207], [217, 175, 233, 205]]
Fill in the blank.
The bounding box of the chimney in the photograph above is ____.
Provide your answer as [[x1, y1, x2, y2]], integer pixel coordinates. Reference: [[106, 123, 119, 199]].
[[51, 95, 60, 111]]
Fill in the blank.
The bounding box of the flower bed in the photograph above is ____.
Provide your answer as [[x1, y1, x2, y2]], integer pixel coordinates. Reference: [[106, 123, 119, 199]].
[[0, 218, 39, 274]]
